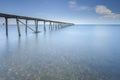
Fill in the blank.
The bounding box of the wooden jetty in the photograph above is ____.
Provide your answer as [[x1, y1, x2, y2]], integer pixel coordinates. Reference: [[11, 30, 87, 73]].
[[0, 13, 74, 36]]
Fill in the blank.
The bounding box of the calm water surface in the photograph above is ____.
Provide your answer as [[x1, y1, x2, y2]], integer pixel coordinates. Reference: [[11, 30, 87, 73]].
[[0, 25, 120, 80]]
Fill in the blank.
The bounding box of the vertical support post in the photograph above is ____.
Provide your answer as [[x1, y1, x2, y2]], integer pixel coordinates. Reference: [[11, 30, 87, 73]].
[[58, 23, 60, 29], [55, 23, 58, 30], [44, 21, 46, 32], [59, 23, 61, 29], [53, 23, 55, 30], [62, 24, 63, 28], [51, 22, 53, 30], [25, 19, 28, 33], [5, 17, 8, 36], [49, 22, 51, 30], [16, 18, 21, 36], [52, 22, 54, 30], [57, 23, 60, 29], [55, 23, 57, 30], [35, 20, 38, 33]]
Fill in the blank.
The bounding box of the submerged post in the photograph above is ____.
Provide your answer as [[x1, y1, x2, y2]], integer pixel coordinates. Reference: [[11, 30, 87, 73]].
[[5, 17, 8, 36], [25, 19, 27, 33], [49, 22, 52, 30], [51, 22, 53, 30], [35, 20, 38, 33], [55, 23, 57, 30], [16, 18, 21, 36], [44, 21, 46, 32], [52, 22, 54, 30]]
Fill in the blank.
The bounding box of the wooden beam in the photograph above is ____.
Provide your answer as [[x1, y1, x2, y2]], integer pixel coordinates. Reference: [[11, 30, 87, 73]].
[[49, 22, 51, 30], [25, 19, 27, 33], [35, 20, 38, 33], [52, 23, 55, 30], [18, 19, 35, 32], [16, 18, 21, 36], [5, 17, 8, 36], [51, 22, 53, 30], [44, 21, 46, 32], [55, 23, 57, 30]]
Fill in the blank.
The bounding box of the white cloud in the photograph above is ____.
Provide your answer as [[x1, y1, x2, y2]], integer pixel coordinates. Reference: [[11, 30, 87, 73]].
[[103, 13, 120, 19], [69, 1, 77, 8], [96, 5, 112, 15], [68, 0, 91, 11], [68, 1, 120, 20], [95, 5, 120, 19]]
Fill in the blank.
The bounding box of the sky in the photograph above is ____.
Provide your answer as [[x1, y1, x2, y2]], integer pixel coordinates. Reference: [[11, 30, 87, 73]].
[[0, 0, 120, 24]]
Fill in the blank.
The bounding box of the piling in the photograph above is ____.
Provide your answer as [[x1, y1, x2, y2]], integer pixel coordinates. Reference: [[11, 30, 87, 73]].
[[5, 17, 8, 36], [16, 18, 21, 36], [49, 22, 52, 30], [44, 21, 46, 32], [35, 20, 38, 33], [25, 19, 28, 33]]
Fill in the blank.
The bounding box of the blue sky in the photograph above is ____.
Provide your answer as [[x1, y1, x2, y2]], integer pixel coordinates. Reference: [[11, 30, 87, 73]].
[[0, 0, 120, 24]]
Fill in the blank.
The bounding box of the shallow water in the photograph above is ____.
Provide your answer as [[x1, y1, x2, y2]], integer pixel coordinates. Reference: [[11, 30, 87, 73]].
[[0, 25, 120, 80]]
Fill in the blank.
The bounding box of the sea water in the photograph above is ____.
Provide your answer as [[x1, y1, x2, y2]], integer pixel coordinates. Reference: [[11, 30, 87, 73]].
[[0, 25, 120, 80]]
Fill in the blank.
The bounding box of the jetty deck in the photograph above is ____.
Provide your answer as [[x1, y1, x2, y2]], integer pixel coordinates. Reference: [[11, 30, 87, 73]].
[[0, 13, 74, 36]]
